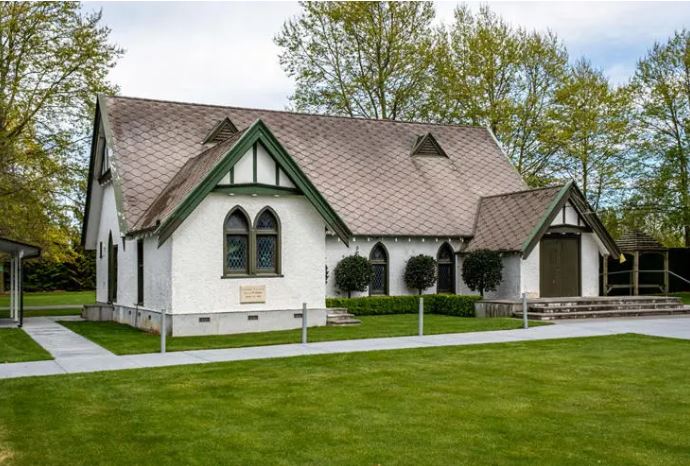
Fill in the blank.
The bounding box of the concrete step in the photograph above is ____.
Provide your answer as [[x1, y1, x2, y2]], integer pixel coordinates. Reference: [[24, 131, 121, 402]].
[[515, 306, 690, 321], [528, 296, 682, 307], [530, 302, 685, 313], [326, 308, 361, 326]]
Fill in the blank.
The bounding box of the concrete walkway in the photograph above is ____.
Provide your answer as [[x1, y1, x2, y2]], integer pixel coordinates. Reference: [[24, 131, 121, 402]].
[[2, 316, 690, 380]]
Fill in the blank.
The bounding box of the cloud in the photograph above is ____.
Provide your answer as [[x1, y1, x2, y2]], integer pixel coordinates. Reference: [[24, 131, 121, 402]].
[[88, 1, 690, 108]]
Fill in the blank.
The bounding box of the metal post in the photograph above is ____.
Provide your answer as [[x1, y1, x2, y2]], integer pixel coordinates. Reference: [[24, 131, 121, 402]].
[[160, 309, 167, 353], [18, 251, 23, 327], [301, 302, 307, 344], [418, 296, 424, 336], [522, 292, 529, 329]]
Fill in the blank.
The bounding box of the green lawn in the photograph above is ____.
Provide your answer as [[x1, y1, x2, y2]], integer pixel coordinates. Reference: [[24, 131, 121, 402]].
[[60, 315, 547, 355], [670, 292, 690, 304], [0, 329, 52, 363], [0, 290, 95, 308], [1, 334, 689, 464]]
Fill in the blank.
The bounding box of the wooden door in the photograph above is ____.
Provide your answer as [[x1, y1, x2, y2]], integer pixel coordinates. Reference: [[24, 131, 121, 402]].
[[540, 236, 580, 297]]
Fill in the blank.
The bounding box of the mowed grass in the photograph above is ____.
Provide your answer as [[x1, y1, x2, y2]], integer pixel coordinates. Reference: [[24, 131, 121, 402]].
[[1, 334, 689, 465], [0, 290, 94, 308], [59, 315, 547, 355], [670, 292, 690, 304], [0, 329, 52, 363]]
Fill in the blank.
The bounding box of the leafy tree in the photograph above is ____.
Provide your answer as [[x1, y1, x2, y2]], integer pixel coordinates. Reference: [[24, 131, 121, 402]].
[[461, 250, 503, 297], [545, 60, 631, 210], [404, 254, 437, 295], [275, 1, 436, 120], [0, 3, 121, 260], [334, 252, 372, 298], [628, 30, 690, 246], [429, 5, 568, 185]]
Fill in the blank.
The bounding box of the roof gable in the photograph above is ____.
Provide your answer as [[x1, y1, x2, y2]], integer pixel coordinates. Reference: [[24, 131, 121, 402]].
[[411, 133, 447, 158], [202, 117, 238, 145], [143, 119, 351, 246], [468, 182, 620, 258]]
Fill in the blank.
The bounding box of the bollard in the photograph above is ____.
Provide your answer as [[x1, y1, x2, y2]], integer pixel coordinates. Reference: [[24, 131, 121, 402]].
[[301, 302, 308, 344], [161, 309, 167, 353], [522, 293, 529, 329], [418, 296, 424, 336]]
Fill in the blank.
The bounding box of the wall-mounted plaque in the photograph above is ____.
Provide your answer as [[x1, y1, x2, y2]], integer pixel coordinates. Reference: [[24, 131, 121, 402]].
[[240, 285, 266, 304]]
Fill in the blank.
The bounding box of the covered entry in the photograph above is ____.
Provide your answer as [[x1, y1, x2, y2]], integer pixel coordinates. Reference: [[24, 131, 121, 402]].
[[540, 234, 581, 297], [0, 238, 41, 327]]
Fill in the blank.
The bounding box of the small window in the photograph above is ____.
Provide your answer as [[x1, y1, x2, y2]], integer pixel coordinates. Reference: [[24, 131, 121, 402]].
[[136, 239, 144, 305], [437, 243, 456, 294], [99, 242, 103, 259], [369, 243, 389, 295], [224, 208, 250, 275], [255, 208, 280, 274]]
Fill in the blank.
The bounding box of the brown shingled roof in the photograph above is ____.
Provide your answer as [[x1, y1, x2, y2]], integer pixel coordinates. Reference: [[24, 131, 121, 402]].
[[467, 185, 565, 252], [103, 95, 526, 237], [616, 231, 666, 251]]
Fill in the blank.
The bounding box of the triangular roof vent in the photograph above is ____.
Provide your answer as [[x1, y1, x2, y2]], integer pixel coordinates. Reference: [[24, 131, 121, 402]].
[[411, 133, 447, 158], [202, 117, 238, 145]]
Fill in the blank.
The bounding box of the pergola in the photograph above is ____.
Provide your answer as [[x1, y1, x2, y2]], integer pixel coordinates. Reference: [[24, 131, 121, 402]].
[[604, 231, 668, 296], [0, 238, 40, 327]]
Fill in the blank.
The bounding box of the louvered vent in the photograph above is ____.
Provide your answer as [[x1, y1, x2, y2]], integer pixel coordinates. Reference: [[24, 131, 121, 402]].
[[411, 133, 447, 158], [202, 117, 238, 145]]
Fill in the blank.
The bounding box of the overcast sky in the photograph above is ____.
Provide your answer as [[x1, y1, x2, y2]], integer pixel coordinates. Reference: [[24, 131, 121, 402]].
[[86, 1, 690, 110]]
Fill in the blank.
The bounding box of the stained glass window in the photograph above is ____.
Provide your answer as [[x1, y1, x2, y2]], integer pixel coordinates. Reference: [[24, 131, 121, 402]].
[[369, 243, 388, 295], [256, 236, 276, 271], [437, 243, 455, 293], [224, 208, 249, 274]]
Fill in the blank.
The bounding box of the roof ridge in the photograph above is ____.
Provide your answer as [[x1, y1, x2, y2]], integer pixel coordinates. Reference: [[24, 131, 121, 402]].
[[479, 184, 565, 201], [105, 94, 490, 130]]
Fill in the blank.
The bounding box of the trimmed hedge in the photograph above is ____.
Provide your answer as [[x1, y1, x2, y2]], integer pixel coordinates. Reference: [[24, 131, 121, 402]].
[[326, 294, 480, 317]]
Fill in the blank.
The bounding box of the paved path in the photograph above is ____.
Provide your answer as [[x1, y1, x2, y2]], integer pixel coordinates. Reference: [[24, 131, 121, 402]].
[[2, 316, 690, 380]]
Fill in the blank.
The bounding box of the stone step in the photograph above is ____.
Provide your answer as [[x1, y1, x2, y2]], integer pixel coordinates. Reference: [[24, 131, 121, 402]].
[[515, 306, 690, 321], [327, 318, 362, 326], [326, 308, 361, 326], [529, 297, 682, 308], [530, 302, 685, 313]]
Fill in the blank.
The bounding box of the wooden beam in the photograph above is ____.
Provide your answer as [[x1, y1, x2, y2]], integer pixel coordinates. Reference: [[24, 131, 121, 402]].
[[603, 254, 609, 296], [664, 250, 670, 294], [633, 251, 640, 296]]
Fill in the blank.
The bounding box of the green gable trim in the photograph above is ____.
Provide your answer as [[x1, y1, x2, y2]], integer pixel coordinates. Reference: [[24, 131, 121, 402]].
[[157, 119, 352, 246], [521, 181, 620, 259], [214, 184, 301, 196]]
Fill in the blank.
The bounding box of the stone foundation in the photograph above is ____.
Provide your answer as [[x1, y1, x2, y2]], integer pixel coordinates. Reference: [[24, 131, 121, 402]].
[[82, 303, 330, 337]]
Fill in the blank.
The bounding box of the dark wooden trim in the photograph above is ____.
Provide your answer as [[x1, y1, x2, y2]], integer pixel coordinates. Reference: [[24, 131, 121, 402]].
[[136, 239, 144, 306], [252, 142, 257, 183], [214, 184, 300, 196], [97, 169, 112, 185]]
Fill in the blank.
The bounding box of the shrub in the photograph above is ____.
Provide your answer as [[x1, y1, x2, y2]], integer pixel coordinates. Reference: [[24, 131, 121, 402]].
[[461, 249, 503, 297], [326, 294, 480, 317], [404, 255, 437, 294], [334, 252, 372, 298]]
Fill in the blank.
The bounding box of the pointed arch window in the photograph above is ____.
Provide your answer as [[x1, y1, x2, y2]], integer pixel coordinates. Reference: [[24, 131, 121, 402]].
[[224, 207, 250, 275], [254, 208, 280, 274], [369, 242, 389, 295], [437, 242, 455, 294]]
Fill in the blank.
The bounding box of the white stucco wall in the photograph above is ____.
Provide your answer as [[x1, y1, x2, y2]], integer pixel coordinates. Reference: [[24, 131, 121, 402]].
[[144, 236, 172, 310], [170, 193, 326, 313], [95, 184, 120, 303], [581, 232, 601, 296], [326, 236, 463, 297], [520, 246, 541, 297], [217, 143, 294, 187]]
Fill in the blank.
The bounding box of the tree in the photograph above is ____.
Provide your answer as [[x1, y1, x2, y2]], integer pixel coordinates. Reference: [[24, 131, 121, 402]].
[[275, 1, 436, 120], [461, 250, 503, 297], [404, 254, 436, 294], [0, 3, 121, 260], [334, 252, 372, 298], [628, 30, 690, 246], [545, 60, 631, 210], [428, 5, 568, 185]]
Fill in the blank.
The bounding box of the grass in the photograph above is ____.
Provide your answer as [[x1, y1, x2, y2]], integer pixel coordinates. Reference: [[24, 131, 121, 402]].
[[0, 334, 689, 464], [669, 292, 690, 304], [60, 315, 547, 355], [0, 290, 94, 308], [0, 329, 52, 363]]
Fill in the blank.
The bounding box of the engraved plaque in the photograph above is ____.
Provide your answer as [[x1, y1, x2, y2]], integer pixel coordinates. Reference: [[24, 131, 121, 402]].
[[240, 285, 266, 304]]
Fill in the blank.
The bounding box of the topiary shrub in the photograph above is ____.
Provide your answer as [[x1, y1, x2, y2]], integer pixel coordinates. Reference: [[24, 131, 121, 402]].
[[461, 249, 503, 297], [404, 254, 437, 294], [334, 252, 372, 298]]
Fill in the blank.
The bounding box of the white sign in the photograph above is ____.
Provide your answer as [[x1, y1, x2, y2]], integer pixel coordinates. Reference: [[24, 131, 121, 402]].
[[240, 285, 266, 304]]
